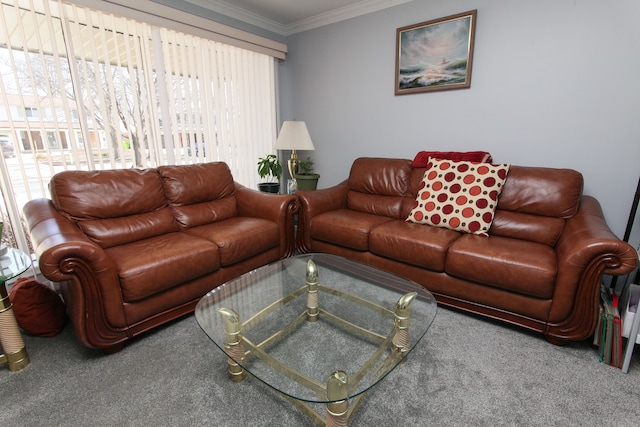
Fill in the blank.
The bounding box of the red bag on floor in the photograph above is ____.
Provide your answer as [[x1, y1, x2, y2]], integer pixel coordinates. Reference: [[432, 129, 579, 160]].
[[9, 277, 66, 337]]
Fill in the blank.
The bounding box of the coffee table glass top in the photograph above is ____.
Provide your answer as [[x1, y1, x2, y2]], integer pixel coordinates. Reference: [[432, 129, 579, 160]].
[[0, 247, 31, 283], [195, 253, 437, 403]]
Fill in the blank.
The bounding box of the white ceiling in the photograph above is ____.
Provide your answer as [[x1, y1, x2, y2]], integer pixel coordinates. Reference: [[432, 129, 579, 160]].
[[185, 0, 414, 35]]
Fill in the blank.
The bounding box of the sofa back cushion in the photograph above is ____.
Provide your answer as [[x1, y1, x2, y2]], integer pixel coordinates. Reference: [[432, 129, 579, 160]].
[[346, 158, 413, 219], [158, 162, 237, 229], [50, 168, 176, 248], [403, 164, 583, 246], [490, 166, 583, 246]]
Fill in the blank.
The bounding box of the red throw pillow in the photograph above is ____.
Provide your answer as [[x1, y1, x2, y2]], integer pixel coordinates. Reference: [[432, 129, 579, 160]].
[[9, 277, 66, 337], [406, 157, 510, 236], [412, 151, 493, 167]]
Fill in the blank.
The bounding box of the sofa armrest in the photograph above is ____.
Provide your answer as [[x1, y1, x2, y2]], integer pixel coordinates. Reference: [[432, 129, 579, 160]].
[[23, 198, 127, 350], [24, 199, 110, 279], [557, 196, 638, 276], [234, 184, 298, 257], [546, 195, 638, 341], [295, 181, 350, 253]]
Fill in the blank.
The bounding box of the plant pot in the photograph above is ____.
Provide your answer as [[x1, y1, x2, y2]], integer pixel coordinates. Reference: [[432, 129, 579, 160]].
[[258, 182, 280, 193], [294, 174, 320, 191]]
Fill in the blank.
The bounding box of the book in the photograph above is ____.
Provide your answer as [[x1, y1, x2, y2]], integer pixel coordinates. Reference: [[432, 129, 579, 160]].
[[597, 287, 623, 368], [611, 294, 623, 368]]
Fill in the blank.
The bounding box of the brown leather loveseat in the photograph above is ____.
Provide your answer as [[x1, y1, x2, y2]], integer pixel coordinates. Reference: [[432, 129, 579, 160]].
[[296, 157, 638, 344], [23, 162, 297, 352]]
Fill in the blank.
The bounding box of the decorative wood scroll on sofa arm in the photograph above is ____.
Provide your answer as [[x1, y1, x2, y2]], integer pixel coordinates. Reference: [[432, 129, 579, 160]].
[[23, 198, 127, 349], [546, 196, 639, 342]]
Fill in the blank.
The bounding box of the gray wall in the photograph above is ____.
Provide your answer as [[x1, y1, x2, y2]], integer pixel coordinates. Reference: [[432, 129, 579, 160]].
[[279, 0, 640, 247]]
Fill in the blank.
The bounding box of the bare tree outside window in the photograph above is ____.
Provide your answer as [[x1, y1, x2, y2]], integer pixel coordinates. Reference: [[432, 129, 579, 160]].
[[0, 1, 277, 255]]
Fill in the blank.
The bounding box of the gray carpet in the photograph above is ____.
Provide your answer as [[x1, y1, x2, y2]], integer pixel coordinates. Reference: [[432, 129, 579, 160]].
[[2, 305, 640, 426]]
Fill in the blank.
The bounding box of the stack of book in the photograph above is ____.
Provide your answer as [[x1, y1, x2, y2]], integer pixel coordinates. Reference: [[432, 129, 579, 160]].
[[593, 286, 623, 368]]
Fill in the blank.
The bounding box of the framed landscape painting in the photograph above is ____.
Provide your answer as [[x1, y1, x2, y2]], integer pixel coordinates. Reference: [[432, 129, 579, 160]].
[[395, 10, 477, 95]]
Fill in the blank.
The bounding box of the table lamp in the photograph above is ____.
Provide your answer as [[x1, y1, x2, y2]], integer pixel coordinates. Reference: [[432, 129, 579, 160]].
[[275, 121, 315, 178]]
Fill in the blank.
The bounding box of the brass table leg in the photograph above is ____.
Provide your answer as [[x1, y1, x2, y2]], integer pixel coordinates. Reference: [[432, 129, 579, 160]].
[[306, 260, 319, 322], [326, 370, 349, 427], [392, 292, 418, 355], [217, 308, 246, 382], [0, 283, 30, 372]]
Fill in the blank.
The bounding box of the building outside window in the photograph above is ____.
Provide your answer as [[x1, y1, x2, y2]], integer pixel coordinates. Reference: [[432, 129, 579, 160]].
[[0, 0, 280, 255]]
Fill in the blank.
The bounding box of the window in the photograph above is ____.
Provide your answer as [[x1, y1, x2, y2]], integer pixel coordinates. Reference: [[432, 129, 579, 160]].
[[0, 0, 280, 254], [24, 107, 38, 119]]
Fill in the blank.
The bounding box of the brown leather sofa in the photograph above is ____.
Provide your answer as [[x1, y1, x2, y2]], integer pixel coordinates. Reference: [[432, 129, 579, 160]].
[[296, 157, 638, 344], [23, 162, 297, 352]]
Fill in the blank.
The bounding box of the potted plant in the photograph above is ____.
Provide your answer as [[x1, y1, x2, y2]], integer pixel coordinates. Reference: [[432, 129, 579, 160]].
[[294, 156, 320, 191], [257, 154, 283, 193]]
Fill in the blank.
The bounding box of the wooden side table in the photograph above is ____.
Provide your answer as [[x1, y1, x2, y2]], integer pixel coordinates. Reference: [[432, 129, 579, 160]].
[[0, 247, 32, 372]]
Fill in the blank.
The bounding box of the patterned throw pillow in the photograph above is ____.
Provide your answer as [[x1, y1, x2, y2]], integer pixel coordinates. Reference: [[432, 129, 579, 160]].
[[406, 157, 510, 236]]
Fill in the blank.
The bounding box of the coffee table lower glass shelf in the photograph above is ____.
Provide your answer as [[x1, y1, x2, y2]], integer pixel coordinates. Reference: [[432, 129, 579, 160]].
[[195, 253, 437, 426]]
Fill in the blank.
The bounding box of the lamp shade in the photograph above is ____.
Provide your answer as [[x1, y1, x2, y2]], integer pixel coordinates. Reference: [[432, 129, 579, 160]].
[[275, 121, 315, 151]]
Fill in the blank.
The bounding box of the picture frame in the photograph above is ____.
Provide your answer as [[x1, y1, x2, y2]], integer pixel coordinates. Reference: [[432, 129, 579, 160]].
[[395, 10, 477, 95]]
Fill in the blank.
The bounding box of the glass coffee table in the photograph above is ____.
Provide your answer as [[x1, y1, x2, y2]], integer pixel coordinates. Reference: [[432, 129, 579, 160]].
[[196, 253, 437, 426]]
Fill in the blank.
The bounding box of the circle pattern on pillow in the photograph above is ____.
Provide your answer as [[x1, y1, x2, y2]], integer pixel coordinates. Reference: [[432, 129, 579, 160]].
[[406, 157, 510, 236]]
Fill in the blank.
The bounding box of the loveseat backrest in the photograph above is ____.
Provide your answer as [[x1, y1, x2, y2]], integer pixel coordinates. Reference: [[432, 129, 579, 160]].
[[158, 162, 237, 229], [346, 158, 413, 219], [50, 168, 177, 249]]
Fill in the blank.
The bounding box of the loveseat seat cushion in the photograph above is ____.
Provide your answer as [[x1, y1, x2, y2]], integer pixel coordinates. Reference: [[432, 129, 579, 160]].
[[445, 234, 557, 299], [370, 220, 462, 271], [310, 209, 395, 251], [106, 232, 220, 303], [50, 168, 176, 248], [184, 217, 279, 266], [158, 162, 237, 229]]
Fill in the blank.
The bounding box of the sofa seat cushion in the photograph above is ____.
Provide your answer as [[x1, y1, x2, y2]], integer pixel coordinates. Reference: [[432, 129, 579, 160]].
[[106, 233, 220, 303], [184, 217, 278, 266], [445, 234, 557, 299], [310, 209, 395, 251], [370, 220, 462, 271]]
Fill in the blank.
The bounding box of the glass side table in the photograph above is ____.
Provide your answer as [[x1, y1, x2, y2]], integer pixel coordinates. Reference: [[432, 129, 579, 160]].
[[0, 247, 32, 372]]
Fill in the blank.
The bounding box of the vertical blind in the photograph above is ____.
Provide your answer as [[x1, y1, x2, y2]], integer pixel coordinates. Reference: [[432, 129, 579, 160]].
[[0, 0, 278, 254]]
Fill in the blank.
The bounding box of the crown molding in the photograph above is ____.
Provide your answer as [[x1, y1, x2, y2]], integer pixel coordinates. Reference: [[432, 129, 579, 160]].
[[186, 0, 414, 36], [285, 0, 413, 35], [185, 0, 287, 35], [77, 0, 287, 58]]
